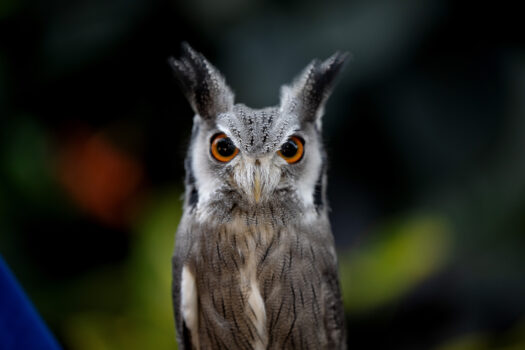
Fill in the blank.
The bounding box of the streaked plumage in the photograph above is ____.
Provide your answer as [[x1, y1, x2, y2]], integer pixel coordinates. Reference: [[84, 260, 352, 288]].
[[170, 43, 348, 349]]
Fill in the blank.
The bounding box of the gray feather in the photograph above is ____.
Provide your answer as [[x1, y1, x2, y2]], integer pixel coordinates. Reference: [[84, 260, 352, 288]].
[[168, 43, 234, 120], [280, 52, 349, 124]]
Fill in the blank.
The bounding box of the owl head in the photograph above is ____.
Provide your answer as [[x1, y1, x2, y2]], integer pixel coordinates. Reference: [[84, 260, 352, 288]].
[[170, 43, 347, 223]]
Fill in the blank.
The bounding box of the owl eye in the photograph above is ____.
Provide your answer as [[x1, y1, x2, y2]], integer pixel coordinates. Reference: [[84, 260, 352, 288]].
[[211, 133, 239, 162], [277, 136, 304, 164]]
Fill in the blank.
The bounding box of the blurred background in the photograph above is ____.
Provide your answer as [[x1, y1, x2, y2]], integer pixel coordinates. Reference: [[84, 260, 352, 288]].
[[0, 0, 524, 349]]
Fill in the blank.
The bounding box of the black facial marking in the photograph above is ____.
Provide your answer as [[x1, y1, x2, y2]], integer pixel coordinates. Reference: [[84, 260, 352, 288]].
[[185, 155, 199, 209], [185, 123, 199, 208], [313, 169, 324, 210], [189, 181, 199, 207], [314, 174, 323, 209]]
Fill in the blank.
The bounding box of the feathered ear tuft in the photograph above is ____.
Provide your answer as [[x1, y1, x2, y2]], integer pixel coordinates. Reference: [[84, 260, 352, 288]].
[[280, 51, 349, 125], [168, 42, 234, 121]]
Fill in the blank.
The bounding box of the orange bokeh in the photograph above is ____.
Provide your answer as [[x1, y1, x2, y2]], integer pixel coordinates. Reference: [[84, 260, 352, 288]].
[[56, 129, 143, 228]]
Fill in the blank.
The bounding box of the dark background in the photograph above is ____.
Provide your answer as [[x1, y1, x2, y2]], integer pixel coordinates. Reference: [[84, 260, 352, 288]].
[[0, 0, 524, 349]]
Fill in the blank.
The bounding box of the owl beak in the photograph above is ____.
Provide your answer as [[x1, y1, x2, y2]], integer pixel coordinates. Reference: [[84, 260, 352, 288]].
[[234, 155, 279, 204]]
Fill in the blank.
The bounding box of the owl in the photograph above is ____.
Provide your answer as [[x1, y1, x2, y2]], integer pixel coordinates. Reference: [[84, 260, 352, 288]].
[[169, 43, 348, 350]]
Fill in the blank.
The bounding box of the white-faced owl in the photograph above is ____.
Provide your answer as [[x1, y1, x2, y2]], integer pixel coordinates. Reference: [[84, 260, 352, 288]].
[[170, 43, 348, 350]]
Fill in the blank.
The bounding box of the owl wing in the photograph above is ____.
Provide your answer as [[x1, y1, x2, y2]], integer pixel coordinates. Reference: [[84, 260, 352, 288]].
[[322, 265, 347, 349], [172, 221, 195, 350], [172, 253, 193, 350]]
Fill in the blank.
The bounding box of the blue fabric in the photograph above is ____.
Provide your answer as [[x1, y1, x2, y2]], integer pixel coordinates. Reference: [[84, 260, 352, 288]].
[[0, 255, 61, 350]]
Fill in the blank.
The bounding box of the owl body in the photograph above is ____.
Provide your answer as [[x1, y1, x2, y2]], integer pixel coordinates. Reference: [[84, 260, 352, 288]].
[[170, 44, 347, 350]]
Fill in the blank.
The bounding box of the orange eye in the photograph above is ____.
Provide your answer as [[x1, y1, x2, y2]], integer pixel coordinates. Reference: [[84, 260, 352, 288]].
[[277, 136, 304, 164], [211, 133, 239, 162]]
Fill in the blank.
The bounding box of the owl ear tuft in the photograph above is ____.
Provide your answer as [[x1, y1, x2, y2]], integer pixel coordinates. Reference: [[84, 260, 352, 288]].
[[169, 43, 234, 120], [280, 51, 349, 125]]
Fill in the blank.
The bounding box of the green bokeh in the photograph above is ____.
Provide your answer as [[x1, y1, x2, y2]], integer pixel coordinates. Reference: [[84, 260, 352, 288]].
[[340, 214, 452, 313], [61, 190, 181, 350]]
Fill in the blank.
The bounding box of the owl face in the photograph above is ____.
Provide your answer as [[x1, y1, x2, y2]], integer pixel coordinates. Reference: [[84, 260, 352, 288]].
[[190, 104, 323, 210], [170, 44, 347, 221]]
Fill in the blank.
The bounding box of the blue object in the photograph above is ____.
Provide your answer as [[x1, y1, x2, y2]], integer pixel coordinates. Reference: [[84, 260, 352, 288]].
[[0, 255, 61, 350]]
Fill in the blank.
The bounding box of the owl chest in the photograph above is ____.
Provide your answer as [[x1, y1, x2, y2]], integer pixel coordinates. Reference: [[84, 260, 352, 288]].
[[182, 224, 330, 349]]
